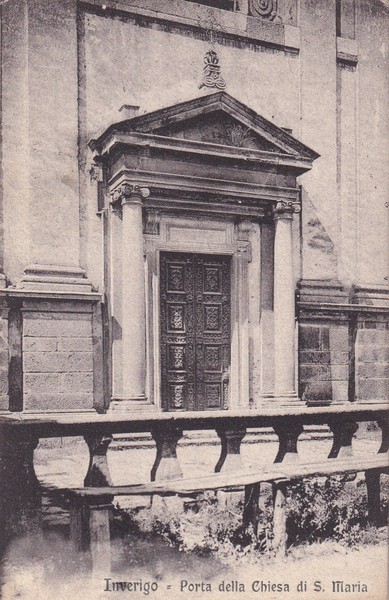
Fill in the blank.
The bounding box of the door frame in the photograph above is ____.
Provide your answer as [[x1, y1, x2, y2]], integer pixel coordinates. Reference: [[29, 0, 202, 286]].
[[145, 212, 253, 411]]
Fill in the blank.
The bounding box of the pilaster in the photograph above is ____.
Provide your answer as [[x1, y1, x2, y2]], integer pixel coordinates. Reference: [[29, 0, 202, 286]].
[[109, 183, 150, 410]]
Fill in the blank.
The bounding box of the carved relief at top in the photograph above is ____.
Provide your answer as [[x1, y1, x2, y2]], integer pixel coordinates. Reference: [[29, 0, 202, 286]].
[[204, 124, 256, 148], [199, 49, 226, 90], [249, 0, 280, 21]]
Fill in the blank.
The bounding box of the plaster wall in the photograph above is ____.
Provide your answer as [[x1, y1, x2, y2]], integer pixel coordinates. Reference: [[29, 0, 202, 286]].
[[1, 1, 387, 291], [1, 0, 81, 285], [356, 0, 389, 286]]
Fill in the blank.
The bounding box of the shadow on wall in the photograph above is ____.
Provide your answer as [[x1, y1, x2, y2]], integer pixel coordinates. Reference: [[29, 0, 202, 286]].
[[301, 189, 338, 280]]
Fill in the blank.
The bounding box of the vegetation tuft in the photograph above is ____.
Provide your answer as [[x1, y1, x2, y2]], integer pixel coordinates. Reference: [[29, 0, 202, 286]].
[[113, 475, 388, 565]]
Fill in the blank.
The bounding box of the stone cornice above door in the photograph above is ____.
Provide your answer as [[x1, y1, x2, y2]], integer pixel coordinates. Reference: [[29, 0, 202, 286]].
[[91, 91, 318, 164], [91, 92, 319, 216]]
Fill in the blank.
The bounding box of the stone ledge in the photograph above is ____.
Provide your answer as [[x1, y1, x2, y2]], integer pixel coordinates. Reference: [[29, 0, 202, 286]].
[[336, 36, 358, 65], [297, 279, 348, 304], [353, 284, 389, 308], [0, 289, 101, 302], [81, 0, 300, 51], [20, 265, 94, 294]]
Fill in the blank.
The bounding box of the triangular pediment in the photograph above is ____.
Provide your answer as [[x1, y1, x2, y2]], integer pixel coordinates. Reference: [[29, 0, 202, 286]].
[[92, 92, 319, 161]]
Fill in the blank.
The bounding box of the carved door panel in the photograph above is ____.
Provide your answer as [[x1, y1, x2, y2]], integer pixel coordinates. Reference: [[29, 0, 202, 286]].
[[160, 252, 231, 411]]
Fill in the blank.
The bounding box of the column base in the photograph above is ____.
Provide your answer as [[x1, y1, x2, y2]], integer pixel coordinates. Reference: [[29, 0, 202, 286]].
[[20, 264, 93, 293], [109, 397, 155, 412], [256, 394, 304, 408]]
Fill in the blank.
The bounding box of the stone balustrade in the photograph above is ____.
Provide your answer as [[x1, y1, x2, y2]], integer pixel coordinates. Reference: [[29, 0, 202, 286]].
[[0, 404, 387, 543]]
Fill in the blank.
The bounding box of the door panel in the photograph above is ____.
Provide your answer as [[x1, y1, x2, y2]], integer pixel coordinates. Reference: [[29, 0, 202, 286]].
[[160, 252, 231, 411]]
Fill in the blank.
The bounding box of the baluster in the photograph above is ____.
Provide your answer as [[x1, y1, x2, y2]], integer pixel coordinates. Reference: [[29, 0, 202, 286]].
[[273, 422, 303, 463], [214, 428, 246, 472], [151, 426, 183, 482], [377, 416, 389, 453], [269, 422, 303, 557], [78, 434, 113, 571], [84, 434, 112, 486], [215, 428, 247, 505], [328, 420, 358, 458], [0, 431, 41, 539]]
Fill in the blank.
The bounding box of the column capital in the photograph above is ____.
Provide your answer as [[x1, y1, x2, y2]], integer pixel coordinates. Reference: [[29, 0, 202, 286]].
[[274, 200, 301, 219], [110, 183, 150, 207]]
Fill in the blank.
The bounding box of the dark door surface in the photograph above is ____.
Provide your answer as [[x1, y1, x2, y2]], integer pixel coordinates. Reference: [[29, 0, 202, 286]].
[[160, 252, 231, 411]]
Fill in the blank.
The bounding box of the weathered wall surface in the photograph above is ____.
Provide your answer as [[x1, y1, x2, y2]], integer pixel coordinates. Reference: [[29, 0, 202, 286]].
[[23, 307, 94, 411], [355, 320, 389, 403], [1, 0, 81, 284]]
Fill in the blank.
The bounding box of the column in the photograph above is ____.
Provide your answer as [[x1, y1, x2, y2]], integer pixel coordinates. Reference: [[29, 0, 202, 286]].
[[273, 201, 299, 402], [110, 184, 149, 409]]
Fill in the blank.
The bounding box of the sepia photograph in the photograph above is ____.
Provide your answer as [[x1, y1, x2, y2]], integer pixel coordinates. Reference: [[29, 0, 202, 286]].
[[0, 0, 388, 598]]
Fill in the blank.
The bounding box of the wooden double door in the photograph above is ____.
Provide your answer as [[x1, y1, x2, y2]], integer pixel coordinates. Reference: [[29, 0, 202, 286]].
[[160, 252, 231, 411]]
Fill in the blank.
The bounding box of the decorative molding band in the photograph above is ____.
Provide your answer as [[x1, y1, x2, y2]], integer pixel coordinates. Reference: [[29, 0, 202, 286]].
[[19, 265, 94, 294], [296, 280, 389, 317], [79, 0, 300, 53], [0, 289, 101, 303]]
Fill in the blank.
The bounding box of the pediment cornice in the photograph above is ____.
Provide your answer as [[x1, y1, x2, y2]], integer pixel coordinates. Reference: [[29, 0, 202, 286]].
[[90, 92, 319, 168]]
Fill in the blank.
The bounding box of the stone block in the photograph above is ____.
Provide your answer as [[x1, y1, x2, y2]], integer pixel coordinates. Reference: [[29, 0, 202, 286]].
[[356, 329, 389, 346], [356, 363, 389, 379], [23, 337, 58, 352], [329, 325, 348, 353], [23, 393, 93, 411], [301, 380, 332, 405], [57, 337, 93, 352], [299, 326, 320, 350], [23, 351, 93, 373], [23, 316, 91, 338], [24, 373, 63, 394], [300, 351, 330, 365], [62, 372, 93, 392], [331, 380, 348, 403], [0, 370, 8, 395], [300, 364, 331, 382], [331, 364, 349, 381], [330, 351, 349, 365], [356, 378, 389, 401], [0, 397, 9, 410], [355, 347, 389, 364]]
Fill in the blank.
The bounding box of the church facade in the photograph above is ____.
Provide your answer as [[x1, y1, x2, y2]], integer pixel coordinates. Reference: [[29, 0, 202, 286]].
[[0, 0, 388, 416]]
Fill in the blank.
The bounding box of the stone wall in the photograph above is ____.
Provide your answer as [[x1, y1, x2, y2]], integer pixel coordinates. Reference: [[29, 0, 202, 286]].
[[298, 321, 349, 405], [22, 307, 94, 411], [355, 318, 389, 403]]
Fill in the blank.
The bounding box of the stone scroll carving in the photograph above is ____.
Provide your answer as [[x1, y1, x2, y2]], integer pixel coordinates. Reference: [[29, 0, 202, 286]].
[[199, 49, 226, 91], [249, 0, 279, 20]]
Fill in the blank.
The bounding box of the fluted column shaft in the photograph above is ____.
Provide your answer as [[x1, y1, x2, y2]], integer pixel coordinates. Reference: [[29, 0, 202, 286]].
[[122, 191, 146, 400], [110, 184, 149, 408], [273, 201, 298, 400]]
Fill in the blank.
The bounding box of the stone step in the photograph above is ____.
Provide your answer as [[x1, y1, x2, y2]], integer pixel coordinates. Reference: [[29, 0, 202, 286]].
[[110, 425, 331, 450]]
